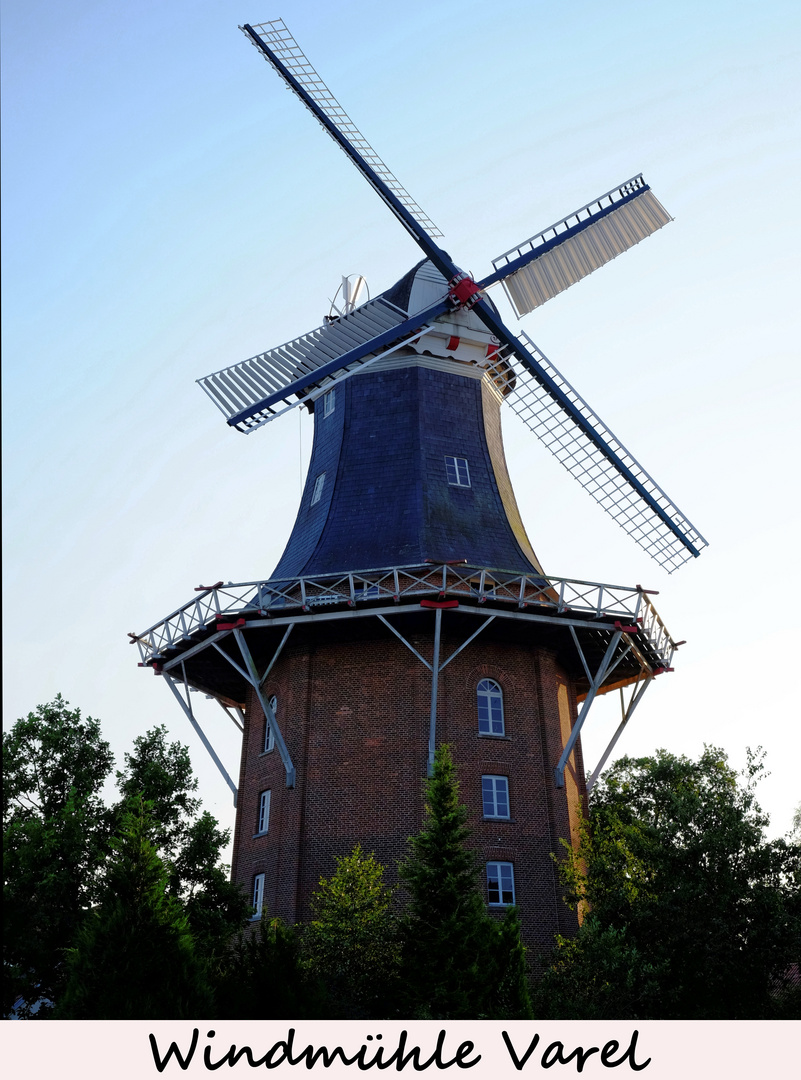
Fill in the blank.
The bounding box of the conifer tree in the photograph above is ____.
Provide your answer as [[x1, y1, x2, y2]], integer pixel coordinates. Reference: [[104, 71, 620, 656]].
[[398, 745, 532, 1019], [57, 798, 213, 1019], [214, 915, 321, 1019]]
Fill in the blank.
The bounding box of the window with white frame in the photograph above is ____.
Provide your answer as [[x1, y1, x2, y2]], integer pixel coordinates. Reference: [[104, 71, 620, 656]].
[[252, 873, 265, 919], [263, 695, 277, 753], [444, 455, 470, 487], [323, 389, 336, 417], [477, 678, 504, 735], [482, 775, 510, 819], [256, 790, 271, 835], [486, 862, 515, 906], [311, 472, 326, 505]]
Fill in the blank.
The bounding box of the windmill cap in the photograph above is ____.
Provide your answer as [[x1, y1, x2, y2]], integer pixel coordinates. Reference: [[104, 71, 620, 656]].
[[381, 259, 499, 323]]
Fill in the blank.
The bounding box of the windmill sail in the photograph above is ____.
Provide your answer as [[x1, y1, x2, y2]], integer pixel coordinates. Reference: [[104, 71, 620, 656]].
[[242, 20, 442, 240], [500, 331, 707, 572], [489, 177, 672, 317], [197, 294, 440, 431]]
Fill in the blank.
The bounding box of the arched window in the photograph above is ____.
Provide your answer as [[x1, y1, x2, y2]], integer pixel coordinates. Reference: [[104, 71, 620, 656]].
[[477, 678, 504, 735], [263, 695, 277, 753]]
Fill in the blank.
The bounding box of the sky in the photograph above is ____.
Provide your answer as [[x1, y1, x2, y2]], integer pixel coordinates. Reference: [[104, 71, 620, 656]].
[[3, 0, 800, 846]]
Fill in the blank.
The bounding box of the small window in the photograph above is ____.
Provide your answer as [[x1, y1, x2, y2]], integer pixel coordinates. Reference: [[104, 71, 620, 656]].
[[323, 389, 336, 417], [252, 873, 265, 919], [257, 790, 271, 835], [477, 679, 504, 735], [487, 862, 515, 906], [311, 472, 326, 505], [482, 775, 510, 819], [445, 455, 470, 487], [264, 695, 277, 753]]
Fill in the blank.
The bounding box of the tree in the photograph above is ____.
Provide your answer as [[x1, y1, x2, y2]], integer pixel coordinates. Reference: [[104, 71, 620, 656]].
[[3, 697, 115, 1017], [398, 745, 532, 1019], [115, 725, 250, 961], [536, 746, 801, 1019], [304, 844, 401, 1017], [215, 916, 325, 1020], [56, 798, 213, 1019], [4, 703, 248, 1018]]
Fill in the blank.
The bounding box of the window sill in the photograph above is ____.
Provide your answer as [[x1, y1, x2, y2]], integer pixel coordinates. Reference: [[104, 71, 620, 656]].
[[477, 733, 511, 740], [253, 831, 269, 838], [482, 816, 514, 823], [258, 749, 275, 757]]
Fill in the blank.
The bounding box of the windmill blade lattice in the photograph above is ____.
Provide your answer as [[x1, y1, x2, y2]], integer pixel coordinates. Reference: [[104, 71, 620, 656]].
[[243, 20, 443, 239], [487, 176, 672, 317], [500, 331, 707, 572], [198, 293, 439, 431]]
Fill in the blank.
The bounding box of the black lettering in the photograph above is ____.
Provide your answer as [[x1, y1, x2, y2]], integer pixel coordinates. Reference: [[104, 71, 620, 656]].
[[541, 1041, 566, 1068], [559, 1046, 600, 1073], [453, 1041, 481, 1069], [501, 1032, 540, 1071], [283, 1026, 359, 1070], [600, 1041, 620, 1066], [148, 1029, 199, 1073], [392, 1030, 428, 1071], [601, 1031, 651, 1072], [204, 1041, 241, 1070]]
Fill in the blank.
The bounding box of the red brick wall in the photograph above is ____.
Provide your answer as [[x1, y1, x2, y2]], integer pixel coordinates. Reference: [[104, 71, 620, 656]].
[[231, 617, 586, 963]]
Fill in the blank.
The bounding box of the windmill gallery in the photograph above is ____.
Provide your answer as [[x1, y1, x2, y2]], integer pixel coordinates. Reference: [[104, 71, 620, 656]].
[[131, 19, 706, 962]]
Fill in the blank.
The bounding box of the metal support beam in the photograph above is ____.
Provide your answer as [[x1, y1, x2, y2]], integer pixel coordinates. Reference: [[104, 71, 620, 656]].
[[586, 674, 653, 791], [439, 616, 496, 672], [376, 614, 432, 669], [233, 629, 296, 787], [259, 622, 295, 686], [427, 607, 443, 777], [164, 673, 239, 805], [554, 629, 623, 788]]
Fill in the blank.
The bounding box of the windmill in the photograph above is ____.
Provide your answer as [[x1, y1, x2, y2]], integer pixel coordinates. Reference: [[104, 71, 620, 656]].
[[199, 20, 707, 576], [133, 19, 702, 948]]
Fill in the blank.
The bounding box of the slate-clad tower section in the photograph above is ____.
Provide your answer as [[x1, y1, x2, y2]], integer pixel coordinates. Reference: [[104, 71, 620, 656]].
[[272, 363, 543, 579]]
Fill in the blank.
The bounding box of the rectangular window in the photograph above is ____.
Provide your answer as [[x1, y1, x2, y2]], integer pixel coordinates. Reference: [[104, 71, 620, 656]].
[[482, 775, 510, 819], [486, 862, 515, 906], [252, 873, 265, 919], [257, 790, 271, 835], [311, 472, 326, 505], [323, 389, 335, 417], [445, 455, 470, 487]]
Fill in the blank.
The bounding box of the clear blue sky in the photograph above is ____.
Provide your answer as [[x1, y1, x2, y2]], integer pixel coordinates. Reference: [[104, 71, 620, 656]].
[[3, 0, 800, 840]]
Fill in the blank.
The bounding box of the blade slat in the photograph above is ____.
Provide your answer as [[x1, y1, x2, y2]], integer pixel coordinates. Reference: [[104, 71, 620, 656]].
[[197, 297, 413, 428], [244, 19, 442, 239], [502, 332, 707, 572], [491, 179, 672, 317]]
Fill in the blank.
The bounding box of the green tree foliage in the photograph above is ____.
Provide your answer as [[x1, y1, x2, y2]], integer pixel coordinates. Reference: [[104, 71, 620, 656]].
[[115, 725, 250, 960], [304, 844, 401, 1017], [57, 799, 213, 1019], [215, 916, 324, 1020], [398, 745, 532, 1019], [3, 702, 248, 1018], [536, 747, 801, 1019], [3, 697, 115, 1017]]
